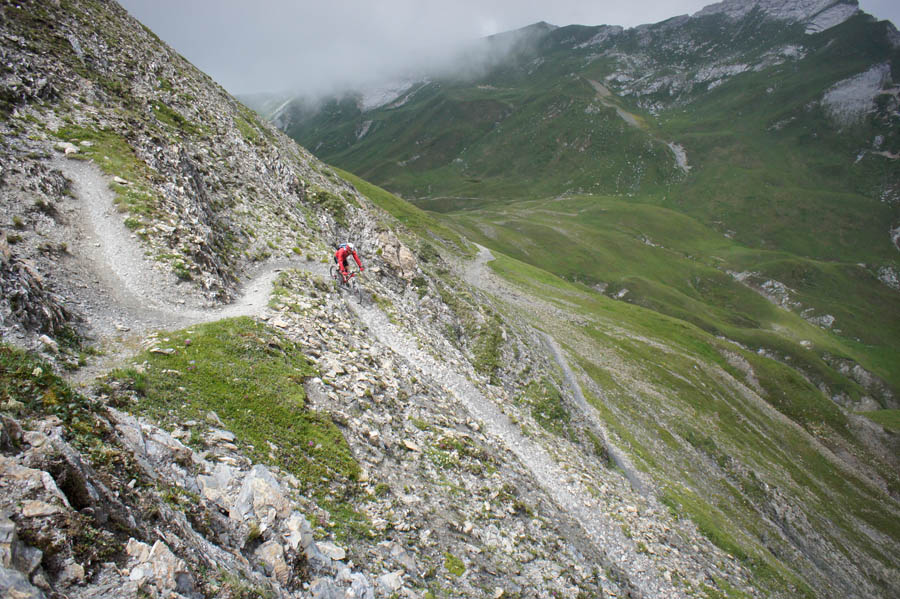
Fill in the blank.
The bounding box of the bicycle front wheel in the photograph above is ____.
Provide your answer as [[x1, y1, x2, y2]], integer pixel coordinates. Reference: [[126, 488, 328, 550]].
[[347, 276, 360, 301]]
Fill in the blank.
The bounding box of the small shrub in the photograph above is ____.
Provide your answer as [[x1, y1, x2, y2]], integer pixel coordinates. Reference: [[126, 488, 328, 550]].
[[444, 552, 465, 577], [173, 263, 193, 281]]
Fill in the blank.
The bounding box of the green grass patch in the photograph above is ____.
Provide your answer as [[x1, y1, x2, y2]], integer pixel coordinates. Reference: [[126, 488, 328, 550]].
[[334, 167, 473, 256], [54, 125, 161, 222], [454, 195, 898, 409], [151, 100, 201, 135], [443, 552, 465, 577], [306, 185, 356, 228], [107, 317, 359, 495], [322, 499, 375, 543], [662, 486, 816, 599], [471, 315, 504, 383], [859, 409, 900, 434], [520, 377, 571, 437], [234, 114, 262, 145], [1, 343, 94, 431]]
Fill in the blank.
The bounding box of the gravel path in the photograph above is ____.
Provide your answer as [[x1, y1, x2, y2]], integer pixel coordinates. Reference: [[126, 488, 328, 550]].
[[349, 282, 685, 599], [57, 157, 319, 382], [462, 244, 650, 493], [539, 331, 650, 496]]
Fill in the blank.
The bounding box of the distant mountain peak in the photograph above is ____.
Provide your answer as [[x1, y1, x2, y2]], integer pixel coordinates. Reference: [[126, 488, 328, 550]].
[[485, 21, 558, 44], [694, 0, 859, 33], [522, 21, 558, 32]]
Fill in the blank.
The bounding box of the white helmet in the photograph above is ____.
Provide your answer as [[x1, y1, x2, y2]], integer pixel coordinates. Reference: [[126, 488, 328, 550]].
[[346, 243, 355, 251]]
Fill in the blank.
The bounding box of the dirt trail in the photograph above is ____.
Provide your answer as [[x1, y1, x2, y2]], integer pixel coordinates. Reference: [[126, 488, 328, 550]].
[[462, 244, 652, 492], [584, 79, 690, 173], [349, 278, 684, 599], [586, 79, 642, 128], [57, 157, 322, 382], [539, 332, 650, 496]]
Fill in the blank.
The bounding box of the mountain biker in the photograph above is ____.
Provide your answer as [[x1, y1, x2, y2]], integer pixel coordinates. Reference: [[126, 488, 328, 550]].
[[334, 242, 364, 283]]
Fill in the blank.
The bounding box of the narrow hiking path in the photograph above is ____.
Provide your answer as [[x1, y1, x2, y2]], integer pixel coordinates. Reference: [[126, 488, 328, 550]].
[[539, 332, 650, 496], [348, 292, 686, 599], [461, 244, 650, 494], [57, 156, 326, 382], [584, 79, 690, 174], [60, 157, 325, 333]]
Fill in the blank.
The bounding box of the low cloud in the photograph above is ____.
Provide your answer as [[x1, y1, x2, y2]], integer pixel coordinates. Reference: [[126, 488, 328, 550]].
[[119, 0, 899, 96]]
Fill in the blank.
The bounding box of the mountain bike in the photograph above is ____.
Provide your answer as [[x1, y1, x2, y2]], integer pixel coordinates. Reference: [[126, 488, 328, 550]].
[[330, 265, 362, 302]]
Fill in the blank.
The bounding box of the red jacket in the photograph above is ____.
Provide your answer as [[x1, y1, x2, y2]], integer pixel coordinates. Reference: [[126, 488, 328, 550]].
[[335, 245, 362, 275]]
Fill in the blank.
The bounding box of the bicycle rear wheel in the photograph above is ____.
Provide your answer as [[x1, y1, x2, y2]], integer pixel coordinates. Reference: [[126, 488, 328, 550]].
[[329, 266, 341, 290]]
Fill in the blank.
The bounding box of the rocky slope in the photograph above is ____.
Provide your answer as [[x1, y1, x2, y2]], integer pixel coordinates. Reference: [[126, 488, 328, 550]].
[[1, 2, 898, 599]]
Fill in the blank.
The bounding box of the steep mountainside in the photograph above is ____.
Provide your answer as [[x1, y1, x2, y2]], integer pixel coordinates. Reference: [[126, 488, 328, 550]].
[[1, 2, 899, 599], [264, 1, 900, 442]]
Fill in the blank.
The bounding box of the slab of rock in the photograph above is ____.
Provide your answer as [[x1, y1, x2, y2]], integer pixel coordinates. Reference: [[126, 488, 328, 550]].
[[143, 427, 194, 476], [21, 500, 63, 518], [310, 577, 342, 599], [108, 408, 147, 458], [126, 539, 194, 595], [0, 515, 16, 568], [57, 560, 85, 585], [377, 231, 417, 280], [317, 541, 346, 561], [284, 511, 314, 552], [37, 335, 58, 353], [206, 428, 236, 444], [206, 411, 225, 427], [230, 464, 291, 529], [254, 540, 291, 585], [0, 565, 45, 599], [53, 141, 77, 154], [197, 461, 239, 508], [377, 570, 404, 593]]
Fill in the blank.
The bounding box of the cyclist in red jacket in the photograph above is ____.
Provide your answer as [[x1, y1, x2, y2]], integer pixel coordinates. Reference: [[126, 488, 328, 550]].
[[334, 242, 364, 282]]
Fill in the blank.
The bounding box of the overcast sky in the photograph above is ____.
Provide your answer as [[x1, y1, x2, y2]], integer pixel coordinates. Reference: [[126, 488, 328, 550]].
[[118, 0, 900, 96]]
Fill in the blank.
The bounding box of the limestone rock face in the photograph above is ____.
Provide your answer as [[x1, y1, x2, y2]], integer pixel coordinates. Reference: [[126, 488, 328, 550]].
[[693, 0, 858, 30], [377, 231, 418, 279], [125, 539, 195, 596], [231, 464, 292, 529]]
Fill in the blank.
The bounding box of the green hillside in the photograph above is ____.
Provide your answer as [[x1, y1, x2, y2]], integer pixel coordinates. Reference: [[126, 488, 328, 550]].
[[274, 7, 900, 409], [449, 194, 900, 407], [344, 174, 900, 598]]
